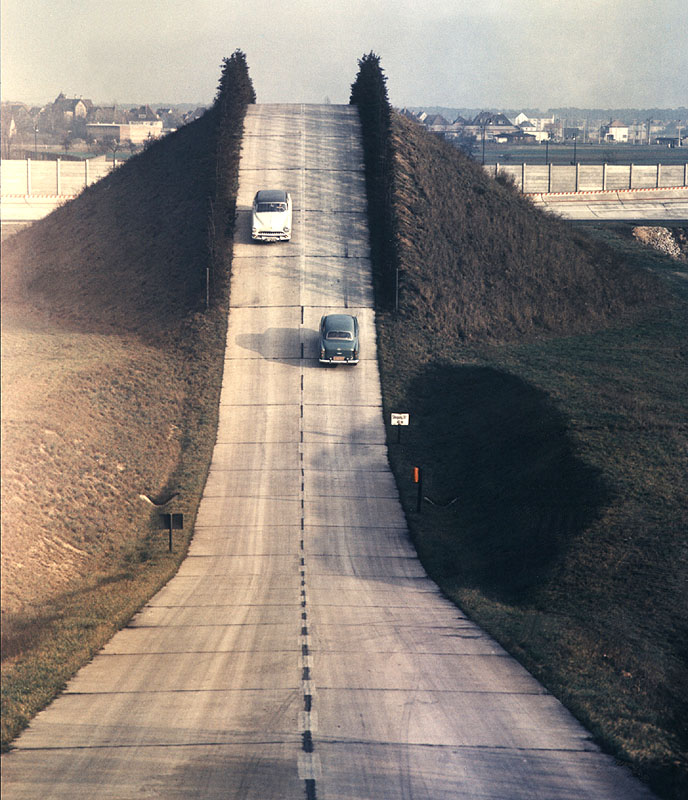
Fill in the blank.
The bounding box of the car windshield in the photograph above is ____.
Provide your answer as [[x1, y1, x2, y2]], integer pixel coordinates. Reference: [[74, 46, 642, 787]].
[[257, 202, 287, 213], [326, 330, 353, 340]]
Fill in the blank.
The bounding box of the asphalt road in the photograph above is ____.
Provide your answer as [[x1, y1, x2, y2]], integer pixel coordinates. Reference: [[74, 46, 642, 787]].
[[1, 104, 657, 799]]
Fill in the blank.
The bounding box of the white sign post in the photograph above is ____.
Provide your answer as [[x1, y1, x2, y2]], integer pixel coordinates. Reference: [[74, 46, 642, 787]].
[[391, 413, 409, 442]]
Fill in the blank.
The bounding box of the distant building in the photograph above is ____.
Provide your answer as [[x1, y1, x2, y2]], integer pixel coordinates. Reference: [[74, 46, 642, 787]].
[[52, 93, 93, 119], [86, 120, 164, 144], [601, 119, 629, 143], [90, 106, 121, 123], [516, 119, 550, 142], [182, 107, 207, 124], [655, 136, 685, 148], [462, 112, 520, 141], [513, 112, 554, 140], [128, 105, 160, 122], [422, 114, 450, 127]]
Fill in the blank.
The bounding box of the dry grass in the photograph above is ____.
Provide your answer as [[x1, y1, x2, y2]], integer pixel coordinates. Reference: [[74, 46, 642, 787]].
[[1, 110, 233, 747], [391, 114, 664, 341], [373, 113, 688, 798]]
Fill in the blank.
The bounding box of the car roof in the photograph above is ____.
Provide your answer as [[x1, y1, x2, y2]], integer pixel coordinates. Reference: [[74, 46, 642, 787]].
[[255, 189, 288, 203], [322, 313, 357, 332]]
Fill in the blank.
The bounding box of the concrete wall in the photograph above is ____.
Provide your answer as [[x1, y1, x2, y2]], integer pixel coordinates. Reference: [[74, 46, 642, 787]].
[[1, 157, 114, 196], [488, 162, 688, 194], [1, 158, 115, 221]]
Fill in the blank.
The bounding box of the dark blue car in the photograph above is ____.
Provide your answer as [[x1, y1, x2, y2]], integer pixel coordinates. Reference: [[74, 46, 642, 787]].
[[318, 314, 360, 365]]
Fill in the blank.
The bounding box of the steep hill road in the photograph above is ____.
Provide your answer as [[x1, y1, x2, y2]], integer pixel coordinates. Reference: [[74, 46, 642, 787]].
[[1, 104, 656, 799]]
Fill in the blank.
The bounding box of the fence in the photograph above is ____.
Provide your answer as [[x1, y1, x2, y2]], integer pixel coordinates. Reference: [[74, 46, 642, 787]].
[[1, 157, 114, 197], [488, 162, 688, 194]]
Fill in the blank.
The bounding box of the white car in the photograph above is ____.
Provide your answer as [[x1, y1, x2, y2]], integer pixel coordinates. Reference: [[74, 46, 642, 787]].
[[251, 189, 292, 241]]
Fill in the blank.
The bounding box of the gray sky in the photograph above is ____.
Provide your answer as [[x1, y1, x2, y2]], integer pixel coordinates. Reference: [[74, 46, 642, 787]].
[[2, 0, 687, 109]]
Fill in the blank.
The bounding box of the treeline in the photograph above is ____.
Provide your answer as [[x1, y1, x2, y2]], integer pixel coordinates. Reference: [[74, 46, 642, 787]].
[[207, 49, 256, 307], [349, 53, 399, 309]]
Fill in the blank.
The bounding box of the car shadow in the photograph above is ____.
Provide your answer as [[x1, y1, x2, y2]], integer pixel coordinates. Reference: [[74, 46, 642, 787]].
[[233, 327, 322, 368]]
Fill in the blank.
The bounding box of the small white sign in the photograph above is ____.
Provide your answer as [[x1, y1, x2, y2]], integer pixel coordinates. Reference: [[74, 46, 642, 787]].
[[391, 413, 410, 426]]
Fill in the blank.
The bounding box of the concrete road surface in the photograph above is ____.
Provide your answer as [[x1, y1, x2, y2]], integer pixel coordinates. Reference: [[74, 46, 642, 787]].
[[1, 105, 656, 799], [531, 189, 688, 221]]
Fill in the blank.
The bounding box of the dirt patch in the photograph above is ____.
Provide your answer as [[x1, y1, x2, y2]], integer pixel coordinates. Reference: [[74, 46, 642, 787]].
[[633, 226, 687, 261]]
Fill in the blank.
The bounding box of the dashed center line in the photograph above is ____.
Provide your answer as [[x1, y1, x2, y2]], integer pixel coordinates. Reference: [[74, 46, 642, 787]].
[[298, 102, 318, 800]]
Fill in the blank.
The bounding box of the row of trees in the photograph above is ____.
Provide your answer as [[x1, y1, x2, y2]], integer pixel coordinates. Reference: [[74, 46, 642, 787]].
[[206, 50, 256, 308], [204, 49, 398, 310], [349, 53, 399, 309]]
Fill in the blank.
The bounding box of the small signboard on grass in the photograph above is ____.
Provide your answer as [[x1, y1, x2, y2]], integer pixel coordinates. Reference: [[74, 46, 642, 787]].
[[391, 413, 409, 442]]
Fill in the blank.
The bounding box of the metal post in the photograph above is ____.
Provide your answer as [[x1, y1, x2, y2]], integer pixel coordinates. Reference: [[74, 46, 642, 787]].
[[602, 163, 607, 191], [656, 163, 661, 188], [629, 163, 634, 190]]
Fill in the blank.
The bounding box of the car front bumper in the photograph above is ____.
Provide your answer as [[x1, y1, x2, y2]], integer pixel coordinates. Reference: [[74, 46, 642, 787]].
[[252, 231, 291, 241]]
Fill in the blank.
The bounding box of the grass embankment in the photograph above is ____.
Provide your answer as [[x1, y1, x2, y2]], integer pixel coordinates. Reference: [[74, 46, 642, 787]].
[[376, 113, 687, 798], [0, 107, 235, 748]]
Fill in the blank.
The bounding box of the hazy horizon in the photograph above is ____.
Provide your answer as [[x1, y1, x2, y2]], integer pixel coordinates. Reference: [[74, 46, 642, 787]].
[[2, 1, 687, 110]]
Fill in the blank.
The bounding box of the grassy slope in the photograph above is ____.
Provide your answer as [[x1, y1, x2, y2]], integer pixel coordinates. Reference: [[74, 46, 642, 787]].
[[376, 114, 687, 798], [1, 111, 232, 746]]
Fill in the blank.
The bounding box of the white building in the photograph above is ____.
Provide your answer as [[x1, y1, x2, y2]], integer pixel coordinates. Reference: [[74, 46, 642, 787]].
[[86, 120, 163, 144], [601, 120, 629, 143]]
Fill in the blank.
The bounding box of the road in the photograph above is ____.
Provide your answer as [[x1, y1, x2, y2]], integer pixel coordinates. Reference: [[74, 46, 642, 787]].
[[530, 191, 688, 221], [1, 104, 656, 799]]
